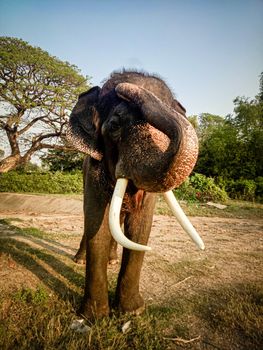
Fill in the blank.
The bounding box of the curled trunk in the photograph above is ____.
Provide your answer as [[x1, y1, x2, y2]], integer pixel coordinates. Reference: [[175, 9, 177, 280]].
[[115, 83, 198, 192]]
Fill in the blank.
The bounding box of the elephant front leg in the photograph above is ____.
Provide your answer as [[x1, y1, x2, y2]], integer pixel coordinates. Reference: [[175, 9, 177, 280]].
[[116, 193, 155, 314], [116, 249, 147, 314], [79, 206, 112, 321]]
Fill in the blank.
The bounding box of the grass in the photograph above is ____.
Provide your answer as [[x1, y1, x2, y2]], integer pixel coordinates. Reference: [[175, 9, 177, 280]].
[[1, 280, 262, 349], [0, 218, 47, 239], [0, 287, 165, 350], [0, 218, 80, 242], [197, 283, 263, 349], [155, 195, 263, 219]]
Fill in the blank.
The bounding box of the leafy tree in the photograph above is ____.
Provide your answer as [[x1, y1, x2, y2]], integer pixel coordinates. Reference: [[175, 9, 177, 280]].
[[41, 149, 84, 172], [194, 73, 263, 180], [0, 37, 89, 173], [189, 113, 225, 139], [227, 95, 263, 178]]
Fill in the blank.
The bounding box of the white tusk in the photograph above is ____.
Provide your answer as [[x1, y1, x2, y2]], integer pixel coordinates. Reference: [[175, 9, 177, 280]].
[[163, 191, 205, 250], [109, 178, 152, 252]]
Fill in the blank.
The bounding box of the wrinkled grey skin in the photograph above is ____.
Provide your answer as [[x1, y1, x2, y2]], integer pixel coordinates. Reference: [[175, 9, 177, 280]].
[[66, 71, 198, 320]]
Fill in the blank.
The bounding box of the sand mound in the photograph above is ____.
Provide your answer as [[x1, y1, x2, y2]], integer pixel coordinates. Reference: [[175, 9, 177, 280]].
[[0, 193, 83, 215]]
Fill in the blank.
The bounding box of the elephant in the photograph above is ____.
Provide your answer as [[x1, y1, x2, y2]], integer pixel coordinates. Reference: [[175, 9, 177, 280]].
[[66, 70, 202, 321]]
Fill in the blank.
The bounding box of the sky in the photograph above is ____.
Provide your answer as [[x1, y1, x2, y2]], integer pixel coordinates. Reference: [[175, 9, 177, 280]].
[[0, 0, 262, 117]]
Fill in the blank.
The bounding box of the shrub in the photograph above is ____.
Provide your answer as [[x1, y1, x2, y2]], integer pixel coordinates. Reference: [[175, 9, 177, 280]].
[[175, 173, 228, 203], [225, 179, 257, 201], [255, 177, 263, 203], [0, 171, 83, 194]]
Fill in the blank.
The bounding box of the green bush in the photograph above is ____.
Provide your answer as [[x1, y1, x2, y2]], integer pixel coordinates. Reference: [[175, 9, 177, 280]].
[[225, 179, 257, 201], [0, 171, 83, 194], [175, 173, 228, 203], [255, 177, 263, 202]]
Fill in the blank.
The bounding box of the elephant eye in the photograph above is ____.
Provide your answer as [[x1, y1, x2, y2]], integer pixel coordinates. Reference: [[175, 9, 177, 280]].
[[109, 119, 120, 132]]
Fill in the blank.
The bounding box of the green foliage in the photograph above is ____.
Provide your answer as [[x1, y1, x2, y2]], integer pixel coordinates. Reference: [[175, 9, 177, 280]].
[[255, 177, 263, 201], [0, 170, 228, 202], [224, 179, 257, 201], [175, 173, 228, 202], [1, 170, 261, 202], [0, 37, 88, 111], [41, 149, 84, 172], [0, 171, 83, 194], [194, 80, 263, 182], [16, 162, 43, 173]]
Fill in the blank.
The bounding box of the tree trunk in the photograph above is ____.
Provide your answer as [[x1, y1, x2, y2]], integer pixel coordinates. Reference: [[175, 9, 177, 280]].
[[0, 154, 25, 173]]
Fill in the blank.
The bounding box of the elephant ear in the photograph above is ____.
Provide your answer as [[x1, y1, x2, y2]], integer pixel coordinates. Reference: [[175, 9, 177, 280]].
[[66, 86, 103, 160], [172, 99, 186, 116]]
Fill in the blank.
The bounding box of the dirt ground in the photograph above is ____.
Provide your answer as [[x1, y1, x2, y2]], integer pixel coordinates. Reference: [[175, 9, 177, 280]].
[[0, 192, 262, 303]]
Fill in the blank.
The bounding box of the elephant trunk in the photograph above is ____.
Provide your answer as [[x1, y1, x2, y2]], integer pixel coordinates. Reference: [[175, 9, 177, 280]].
[[115, 83, 198, 193]]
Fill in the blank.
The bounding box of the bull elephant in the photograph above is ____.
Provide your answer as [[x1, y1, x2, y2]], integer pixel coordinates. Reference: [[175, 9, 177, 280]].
[[66, 70, 203, 321]]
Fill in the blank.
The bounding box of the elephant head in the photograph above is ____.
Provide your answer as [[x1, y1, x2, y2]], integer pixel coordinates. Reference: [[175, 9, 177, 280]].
[[66, 71, 204, 251]]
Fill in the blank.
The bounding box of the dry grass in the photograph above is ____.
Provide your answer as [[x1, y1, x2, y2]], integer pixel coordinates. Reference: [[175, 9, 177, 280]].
[[155, 195, 263, 219]]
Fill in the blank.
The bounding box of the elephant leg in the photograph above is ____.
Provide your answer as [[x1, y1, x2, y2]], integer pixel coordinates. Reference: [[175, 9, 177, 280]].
[[108, 238, 118, 265], [116, 193, 156, 314], [79, 190, 112, 320], [74, 234, 118, 265], [73, 232, 86, 264], [79, 215, 111, 319]]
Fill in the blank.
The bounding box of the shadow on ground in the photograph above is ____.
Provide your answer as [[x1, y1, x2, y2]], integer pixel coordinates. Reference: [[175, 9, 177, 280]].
[[0, 219, 84, 303]]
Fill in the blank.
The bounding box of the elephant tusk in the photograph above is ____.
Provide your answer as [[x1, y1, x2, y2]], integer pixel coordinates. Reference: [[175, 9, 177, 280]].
[[163, 191, 205, 250], [109, 178, 152, 252]]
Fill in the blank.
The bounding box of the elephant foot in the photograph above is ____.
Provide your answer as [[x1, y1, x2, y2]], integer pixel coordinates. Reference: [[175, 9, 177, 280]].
[[73, 253, 86, 265], [78, 299, 110, 322], [124, 303, 145, 316], [118, 293, 145, 316]]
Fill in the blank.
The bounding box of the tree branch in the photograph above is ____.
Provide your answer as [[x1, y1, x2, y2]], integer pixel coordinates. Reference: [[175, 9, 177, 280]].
[[17, 115, 49, 135]]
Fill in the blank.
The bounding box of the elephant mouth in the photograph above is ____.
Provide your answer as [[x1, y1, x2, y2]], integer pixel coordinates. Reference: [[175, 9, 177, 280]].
[[109, 178, 205, 252]]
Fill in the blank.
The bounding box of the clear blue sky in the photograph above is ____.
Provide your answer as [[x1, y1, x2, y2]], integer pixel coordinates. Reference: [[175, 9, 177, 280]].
[[1, 0, 262, 116]]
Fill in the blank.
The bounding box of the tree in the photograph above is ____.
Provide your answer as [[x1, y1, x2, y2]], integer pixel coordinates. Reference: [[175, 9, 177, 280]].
[[194, 73, 263, 180], [195, 119, 240, 178], [0, 37, 89, 173], [227, 94, 263, 178], [41, 149, 84, 172], [189, 113, 225, 140], [191, 113, 229, 177]]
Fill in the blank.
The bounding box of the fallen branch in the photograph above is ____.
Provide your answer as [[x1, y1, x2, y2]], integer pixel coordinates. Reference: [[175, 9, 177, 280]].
[[163, 335, 200, 344], [174, 275, 193, 286]]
